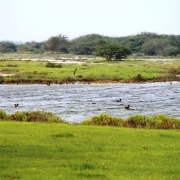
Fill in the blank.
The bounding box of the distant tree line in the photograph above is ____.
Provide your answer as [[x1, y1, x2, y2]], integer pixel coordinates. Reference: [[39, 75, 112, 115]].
[[1, 32, 180, 57]]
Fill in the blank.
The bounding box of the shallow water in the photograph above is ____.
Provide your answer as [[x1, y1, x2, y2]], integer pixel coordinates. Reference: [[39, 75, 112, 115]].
[[0, 82, 180, 123]]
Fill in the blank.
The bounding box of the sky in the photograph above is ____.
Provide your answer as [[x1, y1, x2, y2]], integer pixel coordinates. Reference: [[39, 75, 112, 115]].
[[0, 0, 180, 42]]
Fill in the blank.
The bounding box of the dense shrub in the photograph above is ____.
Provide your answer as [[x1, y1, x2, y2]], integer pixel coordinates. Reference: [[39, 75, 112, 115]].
[[6, 64, 18, 67], [149, 114, 180, 129], [124, 114, 150, 128], [45, 62, 62, 68], [9, 110, 65, 123], [0, 109, 9, 120], [82, 114, 180, 129], [1, 109, 180, 129], [81, 114, 124, 126], [132, 74, 146, 82], [123, 114, 180, 129], [10, 111, 29, 122]]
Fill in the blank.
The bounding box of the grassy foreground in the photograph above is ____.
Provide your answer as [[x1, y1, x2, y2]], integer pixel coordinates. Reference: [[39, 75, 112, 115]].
[[1, 121, 180, 180]]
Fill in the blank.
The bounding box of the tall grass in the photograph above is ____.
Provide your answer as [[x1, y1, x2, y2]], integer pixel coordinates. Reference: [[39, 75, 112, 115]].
[[82, 114, 180, 129], [1, 110, 180, 129], [81, 113, 124, 126], [0, 110, 66, 123]]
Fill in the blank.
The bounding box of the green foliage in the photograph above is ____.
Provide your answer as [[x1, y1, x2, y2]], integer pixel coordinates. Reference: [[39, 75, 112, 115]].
[[69, 34, 105, 55], [132, 74, 146, 82], [82, 113, 180, 129], [82, 114, 124, 126], [0, 109, 9, 120], [9, 110, 65, 123], [1, 32, 180, 56], [6, 63, 18, 67], [45, 34, 69, 53], [45, 62, 62, 68], [123, 114, 180, 129], [1, 108, 180, 129], [149, 114, 180, 129], [10, 111, 29, 122], [96, 43, 131, 60], [142, 40, 157, 55], [0, 41, 17, 53], [162, 45, 179, 56], [17, 43, 42, 54], [124, 114, 149, 128]]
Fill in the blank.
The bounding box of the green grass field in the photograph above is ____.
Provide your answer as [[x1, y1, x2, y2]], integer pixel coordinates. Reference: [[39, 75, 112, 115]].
[[1, 121, 180, 180], [0, 57, 180, 83]]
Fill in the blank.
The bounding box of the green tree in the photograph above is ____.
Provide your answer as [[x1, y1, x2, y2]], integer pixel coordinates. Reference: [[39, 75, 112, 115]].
[[162, 45, 179, 57], [141, 40, 157, 55], [45, 34, 69, 53], [96, 43, 131, 60], [17, 41, 42, 53], [0, 41, 17, 53], [69, 34, 105, 55]]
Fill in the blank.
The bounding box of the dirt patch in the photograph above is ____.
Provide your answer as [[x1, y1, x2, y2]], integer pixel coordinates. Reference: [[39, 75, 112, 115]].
[[0, 73, 15, 77]]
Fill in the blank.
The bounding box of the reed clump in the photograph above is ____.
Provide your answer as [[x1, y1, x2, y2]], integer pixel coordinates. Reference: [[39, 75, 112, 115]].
[[1, 109, 180, 129], [45, 62, 62, 68], [9, 110, 66, 123], [81, 113, 124, 126], [0, 109, 9, 120], [81, 114, 180, 129]]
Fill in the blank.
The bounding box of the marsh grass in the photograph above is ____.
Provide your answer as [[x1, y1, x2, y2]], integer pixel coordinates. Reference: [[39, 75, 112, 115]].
[[1, 121, 180, 180], [82, 114, 180, 129], [0, 110, 9, 120], [7, 110, 66, 123], [81, 113, 124, 126], [1, 110, 180, 129]]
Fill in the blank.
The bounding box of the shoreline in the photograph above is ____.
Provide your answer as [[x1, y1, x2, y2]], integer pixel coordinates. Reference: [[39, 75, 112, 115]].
[[0, 79, 179, 85]]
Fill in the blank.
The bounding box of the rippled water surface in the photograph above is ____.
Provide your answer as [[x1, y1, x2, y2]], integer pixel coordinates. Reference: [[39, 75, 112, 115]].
[[0, 82, 180, 123]]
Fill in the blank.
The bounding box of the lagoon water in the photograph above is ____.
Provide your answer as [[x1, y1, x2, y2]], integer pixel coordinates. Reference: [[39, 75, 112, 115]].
[[0, 82, 180, 123]]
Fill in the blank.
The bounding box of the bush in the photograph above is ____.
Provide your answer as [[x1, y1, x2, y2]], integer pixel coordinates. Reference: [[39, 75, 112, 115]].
[[0, 109, 9, 120], [10, 110, 65, 123], [123, 114, 180, 129], [81, 114, 124, 126], [132, 74, 146, 82], [124, 114, 149, 128], [10, 111, 29, 122], [150, 114, 180, 129], [45, 62, 62, 68]]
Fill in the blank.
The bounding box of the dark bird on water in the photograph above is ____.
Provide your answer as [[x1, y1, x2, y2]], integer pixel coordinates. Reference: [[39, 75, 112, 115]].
[[116, 98, 122, 102], [14, 103, 19, 108], [73, 68, 77, 75], [125, 105, 130, 110]]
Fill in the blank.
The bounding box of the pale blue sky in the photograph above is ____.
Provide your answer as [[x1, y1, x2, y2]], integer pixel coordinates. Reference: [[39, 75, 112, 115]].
[[0, 0, 180, 42]]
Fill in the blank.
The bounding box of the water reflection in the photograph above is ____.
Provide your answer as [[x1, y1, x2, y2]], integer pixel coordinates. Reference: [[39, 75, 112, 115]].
[[0, 82, 180, 123]]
